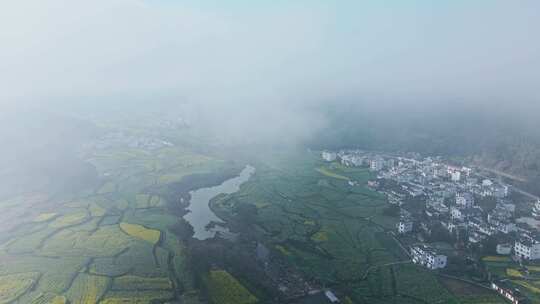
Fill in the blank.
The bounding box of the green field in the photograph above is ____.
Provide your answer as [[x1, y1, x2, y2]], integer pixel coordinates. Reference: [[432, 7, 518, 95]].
[[119, 222, 161, 244], [212, 155, 404, 300], [483, 257, 540, 303], [0, 119, 516, 304], [0, 133, 230, 304], [211, 153, 512, 303], [202, 270, 258, 304]]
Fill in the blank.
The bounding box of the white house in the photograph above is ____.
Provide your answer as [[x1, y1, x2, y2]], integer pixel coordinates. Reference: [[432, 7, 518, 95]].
[[451, 171, 461, 182], [495, 221, 517, 234], [482, 179, 493, 187], [493, 185, 509, 198], [496, 243, 512, 255], [469, 231, 487, 243], [491, 281, 524, 304], [397, 218, 413, 234], [410, 245, 447, 270], [440, 219, 457, 233], [322, 151, 337, 162], [340, 154, 364, 167], [324, 290, 340, 303], [451, 207, 465, 221], [514, 237, 540, 260], [370, 158, 385, 171], [456, 192, 474, 209], [532, 200, 540, 219]]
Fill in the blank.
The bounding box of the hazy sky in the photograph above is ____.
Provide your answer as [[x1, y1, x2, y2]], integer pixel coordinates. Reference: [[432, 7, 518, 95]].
[[1, 0, 539, 143]]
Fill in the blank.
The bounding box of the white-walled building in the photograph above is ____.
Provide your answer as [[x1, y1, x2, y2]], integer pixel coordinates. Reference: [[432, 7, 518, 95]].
[[370, 158, 385, 172], [482, 179, 493, 187], [451, 207, 465, 221], [340, 154, 364, 167], [410, 245, 447, 270], [451, 171, 461, 182], [493, 185, 509, 198], [456, 192, 474, 209], [532, 200, 540, 219], [496, 244, 512, 255], [397, 218, 413, 234], [491, 281, 524, 304], [514, 237, 540, 260], [324, 290, 340, 303], [322, 151, 337, 162]]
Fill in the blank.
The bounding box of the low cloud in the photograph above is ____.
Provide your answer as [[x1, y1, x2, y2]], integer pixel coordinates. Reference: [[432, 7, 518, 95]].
[[1, 0, 539, 145]]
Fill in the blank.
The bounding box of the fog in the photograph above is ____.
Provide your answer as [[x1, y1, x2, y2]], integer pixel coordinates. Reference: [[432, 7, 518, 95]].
[[3, 3, 540, 299], [1, 0, 539, 146]]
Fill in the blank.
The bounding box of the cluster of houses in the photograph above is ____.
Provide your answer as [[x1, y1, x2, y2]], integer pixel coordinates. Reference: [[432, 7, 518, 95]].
[[321, 150, 540, 264]]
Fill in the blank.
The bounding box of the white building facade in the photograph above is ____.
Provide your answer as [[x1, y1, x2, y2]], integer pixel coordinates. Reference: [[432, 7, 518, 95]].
[[397, 219, 413, 234], [410, 245, 447, 270], [514, 239, 540, 260], [322, 151, 337, 162], [456, 192, 474, 209]]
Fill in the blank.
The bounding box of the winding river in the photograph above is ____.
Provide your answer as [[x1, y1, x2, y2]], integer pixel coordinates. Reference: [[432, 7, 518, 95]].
[[183, 165, 255, 240]]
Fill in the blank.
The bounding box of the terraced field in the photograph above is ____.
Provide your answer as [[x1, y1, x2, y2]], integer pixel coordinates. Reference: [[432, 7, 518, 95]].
[[0, 123, 514, 304], [119, 222, 161, 244], [0, 138, 233, 304], [0, 272, 40, 303]]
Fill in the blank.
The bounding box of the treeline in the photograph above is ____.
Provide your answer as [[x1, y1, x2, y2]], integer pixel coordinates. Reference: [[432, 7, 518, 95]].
[[307, 103, 540, 195]]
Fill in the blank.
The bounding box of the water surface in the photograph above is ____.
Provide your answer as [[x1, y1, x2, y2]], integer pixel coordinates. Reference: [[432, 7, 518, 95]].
[[184, 165, 255, 240]]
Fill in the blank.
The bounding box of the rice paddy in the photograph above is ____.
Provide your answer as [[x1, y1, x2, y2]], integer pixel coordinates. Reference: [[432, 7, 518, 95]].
[[119, 222, 161, 244], [33, 213, 58, 222], [203, 270, 258, 304], [0, 272, 40, 303]]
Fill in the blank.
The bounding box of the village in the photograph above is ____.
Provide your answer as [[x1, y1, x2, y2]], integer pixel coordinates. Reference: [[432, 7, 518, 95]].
[[322, 150, 540, 303]]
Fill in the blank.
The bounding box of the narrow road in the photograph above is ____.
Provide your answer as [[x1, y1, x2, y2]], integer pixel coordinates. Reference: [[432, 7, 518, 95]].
[[476, 166, 527, 182]]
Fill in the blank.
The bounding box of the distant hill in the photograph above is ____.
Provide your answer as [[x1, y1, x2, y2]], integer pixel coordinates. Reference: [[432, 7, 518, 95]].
[[308, 102, 540, 195]]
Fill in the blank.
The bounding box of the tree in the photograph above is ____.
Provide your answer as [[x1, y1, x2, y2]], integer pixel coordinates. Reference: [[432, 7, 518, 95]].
[[233, 203, 258, 226], [169, 219, 194, 241], [383, 204, 400, 217]]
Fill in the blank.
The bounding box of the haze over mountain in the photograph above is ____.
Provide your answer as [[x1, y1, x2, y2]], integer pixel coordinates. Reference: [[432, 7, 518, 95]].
[[2, 0, 540, 187]]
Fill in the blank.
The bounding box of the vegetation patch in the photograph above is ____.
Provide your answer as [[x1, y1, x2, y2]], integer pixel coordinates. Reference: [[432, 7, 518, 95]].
[[315, 167, 349, 180], [88, 257, 131, 277], [119, 222, 161, 244], [482, 256, 511, 262], [512, 280, 540, 294], [65, 273, 110, 304], [29, 293, 67, 304], [134, 194, 162, 209], [41, 225, 132, 257], [202, 270, 257, 304], [33, 213, 58, 223], [0, 272, 40, 303], [7, 228, 55, 254], [98, 182, 116, 194], [100, 290, 174, 304], [275, 245, 291, 256], [112, 275, 171, 291], [89, 203, 106, 217], [114, 243, 167, 277], [311, 231, 328, 242], [49, 212, 88, 229], [506, 268, 523, 278]]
